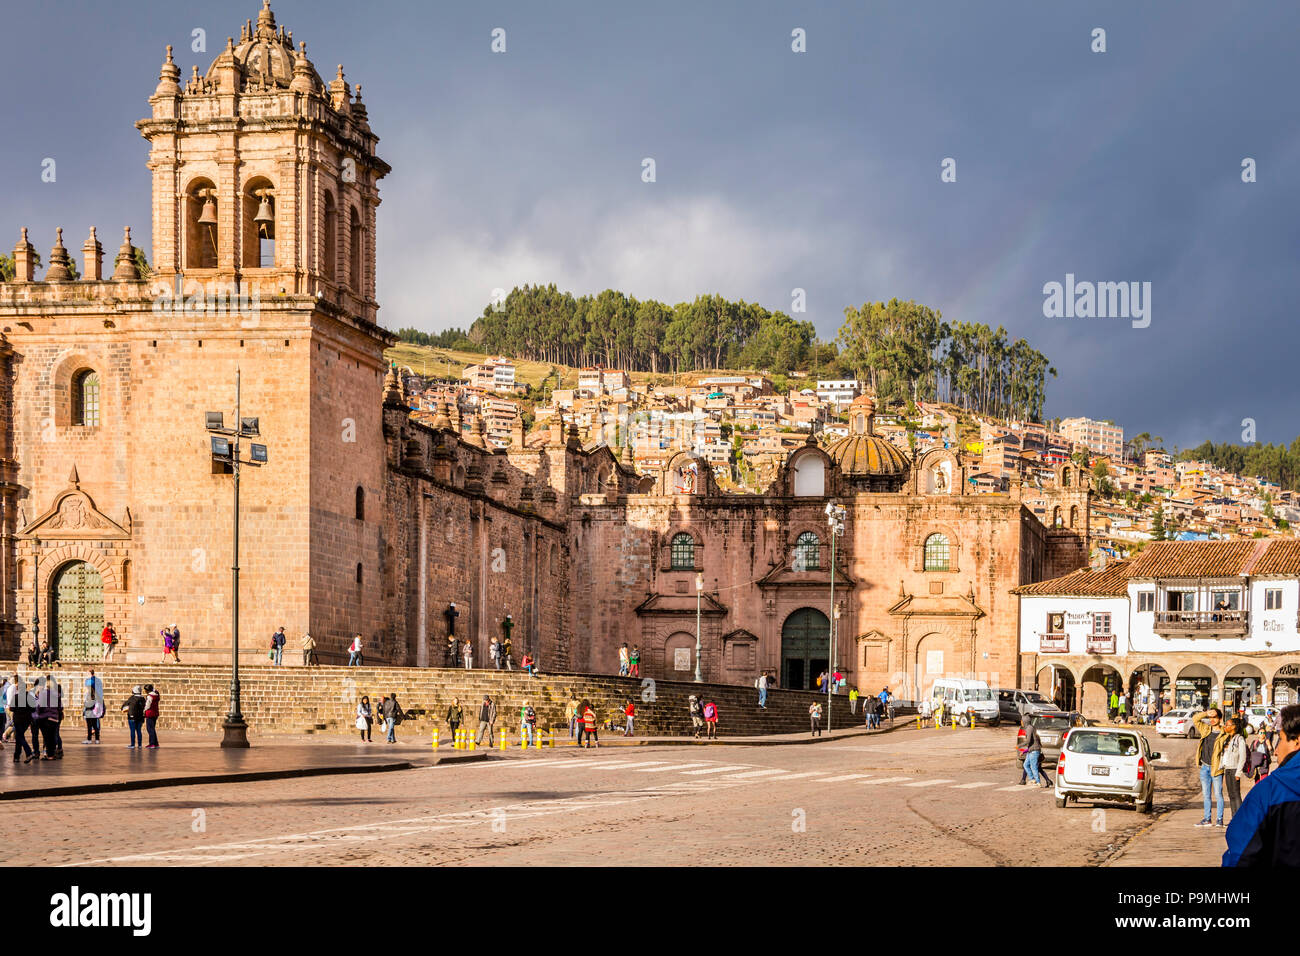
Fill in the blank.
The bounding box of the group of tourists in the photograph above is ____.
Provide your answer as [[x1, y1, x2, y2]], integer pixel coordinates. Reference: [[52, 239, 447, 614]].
[[616, 643, 642, 677], [1107, 682, 1161, 723], [689, 695, 719, 738], [1192, 705, 1281, 829], [354, 692, 405, 742], [0, 670, 161, 759]]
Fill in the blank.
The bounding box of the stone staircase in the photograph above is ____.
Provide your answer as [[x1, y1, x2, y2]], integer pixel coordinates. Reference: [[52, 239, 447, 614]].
[[2, 662, 863, 739]]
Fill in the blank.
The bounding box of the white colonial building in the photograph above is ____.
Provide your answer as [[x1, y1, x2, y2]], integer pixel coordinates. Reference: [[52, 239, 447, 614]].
[[1014, 540, 1300, 718]]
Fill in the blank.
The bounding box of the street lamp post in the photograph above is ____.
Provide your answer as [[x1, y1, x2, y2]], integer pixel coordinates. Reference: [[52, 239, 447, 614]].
[[694, 572, 703, 683], [31, 535, 41, 663], [825, 502, 846, 734], [206, 370, 268, 748]]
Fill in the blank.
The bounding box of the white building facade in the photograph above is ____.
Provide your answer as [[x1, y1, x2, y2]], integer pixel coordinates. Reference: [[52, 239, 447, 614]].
[[1015, 540, 1300, 717]]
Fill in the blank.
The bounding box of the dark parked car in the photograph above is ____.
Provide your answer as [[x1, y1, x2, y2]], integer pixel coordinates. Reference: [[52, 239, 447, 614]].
[[996, 688, 1062, 723], [1016, 712, 1073, 767]]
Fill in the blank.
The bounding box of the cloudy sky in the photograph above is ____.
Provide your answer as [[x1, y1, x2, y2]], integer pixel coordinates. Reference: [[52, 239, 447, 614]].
[[2, 0, 1296, 449]]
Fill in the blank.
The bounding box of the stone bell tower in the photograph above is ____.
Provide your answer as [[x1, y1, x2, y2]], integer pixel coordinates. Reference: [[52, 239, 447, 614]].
[[137, 0, 390, 323]]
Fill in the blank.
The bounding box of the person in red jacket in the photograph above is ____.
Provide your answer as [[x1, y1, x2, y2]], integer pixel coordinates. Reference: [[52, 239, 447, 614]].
[[580, 699, 599, 748], [703, 700, 719, 739], [622, 700, 635, 737], [101, 622, 118, 662]]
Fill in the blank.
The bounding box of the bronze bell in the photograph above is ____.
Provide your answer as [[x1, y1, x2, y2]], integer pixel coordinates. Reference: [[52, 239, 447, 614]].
[[197, 195, 218, 226], [254, 193, 274, 238]]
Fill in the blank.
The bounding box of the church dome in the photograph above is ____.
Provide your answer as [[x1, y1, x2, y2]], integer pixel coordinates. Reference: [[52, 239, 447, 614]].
[[826, 394, 910, 481], [206, 1, 320, 91]]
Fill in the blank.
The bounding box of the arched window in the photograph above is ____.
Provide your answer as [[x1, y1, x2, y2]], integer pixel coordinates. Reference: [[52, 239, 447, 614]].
[[923, 533, 950, 571], [242, 177, 276, 268], [794, 531, 821, 571], [355, 486, 365, 521], [71, 369, 100, 427], [349, 206, 363, 291], [323, 191, 337, 282], [185, 179, 218, 269], [670, 533, 695, 570]]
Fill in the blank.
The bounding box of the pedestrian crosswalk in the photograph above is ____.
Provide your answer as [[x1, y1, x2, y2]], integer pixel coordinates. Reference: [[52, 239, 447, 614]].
[[472, 757, 1040, 797]]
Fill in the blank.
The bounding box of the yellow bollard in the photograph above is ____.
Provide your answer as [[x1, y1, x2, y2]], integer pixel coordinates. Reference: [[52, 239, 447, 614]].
[[432, 729, 439, 750], [967, 710, 975, 730], [950, 714, 957, 730], [499, 728, 506, 750], [534, 728, 543, 749], [520, 730, 527, 749]]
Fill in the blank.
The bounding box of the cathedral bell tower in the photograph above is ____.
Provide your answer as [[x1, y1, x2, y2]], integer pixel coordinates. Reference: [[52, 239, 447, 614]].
[[136, 0, 390, 323]]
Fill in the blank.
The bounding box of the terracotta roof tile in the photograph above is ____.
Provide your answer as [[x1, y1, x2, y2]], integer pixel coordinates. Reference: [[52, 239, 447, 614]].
[[1251, 540, 1300, 576], [1125, 540, 1260, 579], [1012, 561, 1133, 597]]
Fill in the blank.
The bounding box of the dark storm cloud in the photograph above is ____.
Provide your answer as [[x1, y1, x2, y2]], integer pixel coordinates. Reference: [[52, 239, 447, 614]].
[[1, 0, 1294, 447]]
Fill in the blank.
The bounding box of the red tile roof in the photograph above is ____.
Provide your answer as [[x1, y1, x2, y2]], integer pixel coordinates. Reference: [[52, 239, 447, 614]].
[[1012, 561, 1133, 597], [1250, 540, 1300, 576], [1125, 540, 1260, 579]]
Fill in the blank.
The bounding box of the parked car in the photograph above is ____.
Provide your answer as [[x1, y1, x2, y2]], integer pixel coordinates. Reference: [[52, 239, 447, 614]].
[[929, 678, 1000, 726], [1054, 726, 1160, 813], [996, 688, 1062, 723], [1015, 712, 1073, 767], [1155, 708, 1196, 738], [1241, 705, 1275, 734]]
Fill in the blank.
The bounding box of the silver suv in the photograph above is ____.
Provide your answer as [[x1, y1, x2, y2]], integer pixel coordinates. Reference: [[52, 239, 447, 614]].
[[996, 688, 1062, 723]]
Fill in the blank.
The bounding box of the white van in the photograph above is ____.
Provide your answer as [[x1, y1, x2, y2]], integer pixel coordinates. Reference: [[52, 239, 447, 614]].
[[928, 678, 999, 726]]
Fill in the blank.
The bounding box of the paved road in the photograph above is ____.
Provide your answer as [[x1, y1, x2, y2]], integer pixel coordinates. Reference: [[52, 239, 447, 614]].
[[1, 725, 1231, 866]]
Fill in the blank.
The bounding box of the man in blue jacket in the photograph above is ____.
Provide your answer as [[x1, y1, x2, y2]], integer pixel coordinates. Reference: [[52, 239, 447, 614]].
[[1223, 703, 1300, 866]]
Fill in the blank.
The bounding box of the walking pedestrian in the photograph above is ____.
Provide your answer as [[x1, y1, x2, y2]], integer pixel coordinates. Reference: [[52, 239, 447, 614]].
[[618, 643, 630, 677], [101, 621, 118, 662], [809, 701, 823, 736], [1118, 692, 1128, 723], [271, 626, 286, 666], [1224, 703, 1300, 865], [348, 633, 363, 666], [142, 684, 161, 748], [120, 685, 145, 749], [33, 677, 63, 760], [629, 644, 640, 678], [1021, 714, 1051, 788], [82, 671, 104, 743], [7, 676, 35, 763], [1221, 717, 1248, 819], [476, 695, 497, 746], [1108, 688, 1119, 722], [462, 638, 474, 670], [160, 626, 175, 664], [848, 686, 857, 715], [446, 697, 464, 743], [622, 699, 635, 737], [689, 695, 704, 739], [756, 671, 768, 709], [580, 699, 598, 748], [1246, 727, 1272, 781], [703, 699, 719, 739], [0, 673, 8, 747], [1191, 707, 1227, 828], [301, 632, 316, 666], [356, 695, 373, 742], [565, 693, 579, 739], [381, 693, 401, 743]]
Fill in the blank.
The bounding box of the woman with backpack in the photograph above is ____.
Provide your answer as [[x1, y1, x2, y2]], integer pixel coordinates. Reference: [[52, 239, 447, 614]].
[[356, 695, 373, 742], [142, 684, 161, 748], [82, 674, 105, 744], [703, 699, 719, 739], [1246, 727, 1271, 782], [1221, 717, 1249, 817]]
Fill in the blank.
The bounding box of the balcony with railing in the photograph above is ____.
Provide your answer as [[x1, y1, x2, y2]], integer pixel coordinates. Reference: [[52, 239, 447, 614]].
[[1153, 609, 1248, 637], [1086, 633, 1116, 654], [1039, 633, 1069, 654]]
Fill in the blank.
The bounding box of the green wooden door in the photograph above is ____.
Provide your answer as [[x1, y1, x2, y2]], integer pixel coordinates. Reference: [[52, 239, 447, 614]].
[[781, 607, 829, 691], [53, 561, 103, 661]]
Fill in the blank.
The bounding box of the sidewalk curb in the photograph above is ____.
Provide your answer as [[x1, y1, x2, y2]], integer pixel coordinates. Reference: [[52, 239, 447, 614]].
[[522, 719, 913, 748], [0, 760, 421, 802]]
